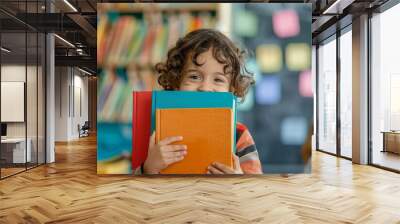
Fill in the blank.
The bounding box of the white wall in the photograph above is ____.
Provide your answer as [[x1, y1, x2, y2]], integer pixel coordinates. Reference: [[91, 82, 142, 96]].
[[1, 65, 26, 81], [55, 66, 69, 141], [54, 67, 89, 141], [73, 73, 89, 138]]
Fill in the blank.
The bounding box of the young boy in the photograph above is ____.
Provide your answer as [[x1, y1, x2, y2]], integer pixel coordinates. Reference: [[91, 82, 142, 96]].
[[138, 29, 262, 174]]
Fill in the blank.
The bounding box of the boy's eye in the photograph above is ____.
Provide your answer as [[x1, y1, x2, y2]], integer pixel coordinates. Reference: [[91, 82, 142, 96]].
[[214, 75, 228, 83], [188, 74, 201, 80], [215, 78, 226, 83]]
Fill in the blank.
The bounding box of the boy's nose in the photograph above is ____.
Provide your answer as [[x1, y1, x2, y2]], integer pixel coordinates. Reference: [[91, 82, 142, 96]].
[[198, 82, 213, 92]]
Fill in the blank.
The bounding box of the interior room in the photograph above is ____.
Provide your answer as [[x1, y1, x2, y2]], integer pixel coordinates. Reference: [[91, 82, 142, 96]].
[[0, 1, 399, 223]]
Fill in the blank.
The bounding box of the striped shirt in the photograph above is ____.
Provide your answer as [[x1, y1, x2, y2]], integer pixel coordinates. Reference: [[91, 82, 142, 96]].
[[235, 122, 263, 174]]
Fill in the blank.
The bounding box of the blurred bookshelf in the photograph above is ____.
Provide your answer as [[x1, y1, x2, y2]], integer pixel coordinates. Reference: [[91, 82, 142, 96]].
[[98, 3, 218, 13], [97, 3, 218, 174]]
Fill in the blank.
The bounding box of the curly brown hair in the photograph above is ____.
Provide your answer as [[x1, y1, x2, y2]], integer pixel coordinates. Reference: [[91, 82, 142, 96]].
[[155, 29, 254, 101]]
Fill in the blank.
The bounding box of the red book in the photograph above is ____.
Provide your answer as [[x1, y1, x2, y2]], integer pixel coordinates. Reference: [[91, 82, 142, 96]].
[[132, 91, 152, 170]]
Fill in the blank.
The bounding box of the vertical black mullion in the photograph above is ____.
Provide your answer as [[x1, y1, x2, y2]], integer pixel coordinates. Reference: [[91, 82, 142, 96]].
[[44, 0, 47, 164], [36, 0, 39, 167], [367, 11, 373, 165], [25, 0, 28, 171], [44, 33, 47, 164], [336, 26, 341, 157], [316, 44, 319, 151]]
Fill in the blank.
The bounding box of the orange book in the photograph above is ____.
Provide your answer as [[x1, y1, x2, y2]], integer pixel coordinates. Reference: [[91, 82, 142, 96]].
[[156, 108, 234, 174]]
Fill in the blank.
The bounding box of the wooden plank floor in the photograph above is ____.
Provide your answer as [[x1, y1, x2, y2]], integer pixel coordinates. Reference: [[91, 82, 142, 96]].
[[1, 135, 400, 224]]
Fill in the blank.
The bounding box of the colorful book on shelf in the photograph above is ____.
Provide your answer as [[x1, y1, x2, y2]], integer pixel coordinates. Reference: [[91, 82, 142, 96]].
[[132, 91, 152, 170], [156, 108, 234, 174], [140, 22, 157, 65], [121, 19, 138, 65], [112, 17, 134, 66], [151, 91, 237, 153], [98, 70, 114, 112], [97, 14, 108, 64], [152, 22, 169, 65], [125, 20, 146, 65], [115, 78, 134, 122], [103, 18, 121, 67], [103, 71, 128, 121], [99, 70, 133, 122], [98, 12, 216, 67]]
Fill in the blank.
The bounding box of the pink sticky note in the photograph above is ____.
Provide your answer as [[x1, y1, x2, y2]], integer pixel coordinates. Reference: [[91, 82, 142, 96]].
[[299, 70, 313, 97], [272, 10, 300, 38]]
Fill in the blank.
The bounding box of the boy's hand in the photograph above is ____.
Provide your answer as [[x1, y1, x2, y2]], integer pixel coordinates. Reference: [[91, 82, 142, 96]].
[[143, 132, 187, 174], [207, 155, 243, 175]]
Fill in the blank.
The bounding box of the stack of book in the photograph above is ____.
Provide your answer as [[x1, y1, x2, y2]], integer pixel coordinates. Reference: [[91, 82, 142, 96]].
[[132, 91, 237, 174]]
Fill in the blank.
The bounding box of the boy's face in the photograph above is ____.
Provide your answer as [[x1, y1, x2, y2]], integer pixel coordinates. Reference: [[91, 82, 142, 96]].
[[179, 49, 232, 92]]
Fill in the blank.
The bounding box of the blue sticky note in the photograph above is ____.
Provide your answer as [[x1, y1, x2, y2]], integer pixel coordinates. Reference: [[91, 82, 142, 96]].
[[280, 116, 307, 145], [255, 76, 281, 105]]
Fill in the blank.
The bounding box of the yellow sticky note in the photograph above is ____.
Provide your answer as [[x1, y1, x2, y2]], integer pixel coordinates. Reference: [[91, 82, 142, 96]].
[[256, 44, 282, 73], [286, 43, 311, 71]]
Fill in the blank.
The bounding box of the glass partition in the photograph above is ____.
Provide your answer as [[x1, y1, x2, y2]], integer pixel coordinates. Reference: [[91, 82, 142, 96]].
[[371, 3, 400, 171], [27, 30, 38, 169], [339, 28, 352, 158], [1, 30, 28, 177], [0, 0, 46, 179], [317, 36, 337, 155]]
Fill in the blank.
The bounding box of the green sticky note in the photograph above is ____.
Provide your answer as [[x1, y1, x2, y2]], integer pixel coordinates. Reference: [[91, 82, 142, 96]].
[[286, 43, 311, 71], [234, 10, 258, 37]]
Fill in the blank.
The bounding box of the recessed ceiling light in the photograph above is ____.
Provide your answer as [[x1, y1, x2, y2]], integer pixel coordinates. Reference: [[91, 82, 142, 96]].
[[322, 0, 353, 15], [78, 67, 93, 76], [1, 47, 11, 53], [54, 34, 75, 48], [63, 0, 78, 12]]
